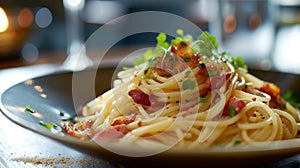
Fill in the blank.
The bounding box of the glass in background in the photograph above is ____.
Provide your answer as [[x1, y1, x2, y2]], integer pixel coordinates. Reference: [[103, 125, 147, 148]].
[[62, 0, 129, 70], [269, 0, 300, 74], [62, 0, 92, 71], [209, 0, 274, 70]]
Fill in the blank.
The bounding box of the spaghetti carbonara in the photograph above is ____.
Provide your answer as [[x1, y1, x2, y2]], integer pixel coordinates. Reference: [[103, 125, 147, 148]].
[[63, 31, 300, 149]]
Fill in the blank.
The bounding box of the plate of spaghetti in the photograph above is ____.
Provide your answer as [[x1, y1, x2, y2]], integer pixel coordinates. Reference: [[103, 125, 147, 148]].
[[1, 30, 300, 167]]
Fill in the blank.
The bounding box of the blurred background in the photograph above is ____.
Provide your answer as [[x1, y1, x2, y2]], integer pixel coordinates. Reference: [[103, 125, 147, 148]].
[[0, 0, 300, 73]]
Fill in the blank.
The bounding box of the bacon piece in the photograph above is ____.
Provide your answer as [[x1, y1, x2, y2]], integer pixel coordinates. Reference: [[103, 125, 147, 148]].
[[171, 41, 194, 58], [223, 97, 246, 116], [128, 89, 151, 106], [111, 113, 137, 126], [258, 82, 286, 110], [261, 82, 281, 98], [209, 75, 227, 90], [77, 106, 84, 116], [153, 41, 200, 76], [93, 125, 128, 142], [86, 120, 94, 128], [111, 119, 133, 126], [63, 121, 92, 138], [186, 54, 201, 69]]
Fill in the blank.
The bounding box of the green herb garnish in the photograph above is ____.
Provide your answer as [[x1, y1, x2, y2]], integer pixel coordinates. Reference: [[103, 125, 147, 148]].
[[276, 100, 287, 110], [196, 31, 247, 71], [232, 56, 248, 70], [199, 97, 208, 103], [25, 105, 35, 113], [39, 121, 58, 130], [133, 49, 154, 66], [283, 90, 300, 108], [180, 41, 187, 47], [194, 31, 218, 57], [182, 79, 195, 90], [144, 69, 149, 75], [233, 140, 241, 146], [177, 29, 184, 36], [171, 29, 193, 45], [59, 111, 65, 116], [185, 71, 191, 77], [149, 57, 158, 68], [229, 106, 236, 117], [205, 70, 218, 77], [198, 31, 218, 49], [156, 33, 169, 49], [65, 116, 76, 123], [184, 57, 190, 62], [199, 63, 206, 69], [132, 29, 248, 71]]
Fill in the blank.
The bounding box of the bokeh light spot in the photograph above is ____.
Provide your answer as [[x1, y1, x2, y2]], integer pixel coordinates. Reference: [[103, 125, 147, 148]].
[[21, 43, 39, 62], [17, 8, 34, 28], [35, 7, 52, 28], [0, 7, 9, 32]]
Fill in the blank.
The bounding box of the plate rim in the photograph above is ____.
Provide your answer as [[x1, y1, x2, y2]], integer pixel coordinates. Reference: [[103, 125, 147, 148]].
[[1, 70, 300, 159]]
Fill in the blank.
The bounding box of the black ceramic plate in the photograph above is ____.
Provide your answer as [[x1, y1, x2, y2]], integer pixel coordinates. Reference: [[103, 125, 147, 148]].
[[1, 68, 300, 168]]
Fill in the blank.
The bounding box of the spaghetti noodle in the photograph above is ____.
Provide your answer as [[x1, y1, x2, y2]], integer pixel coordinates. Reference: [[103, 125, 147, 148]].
[[63, 31, 300, 149]]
